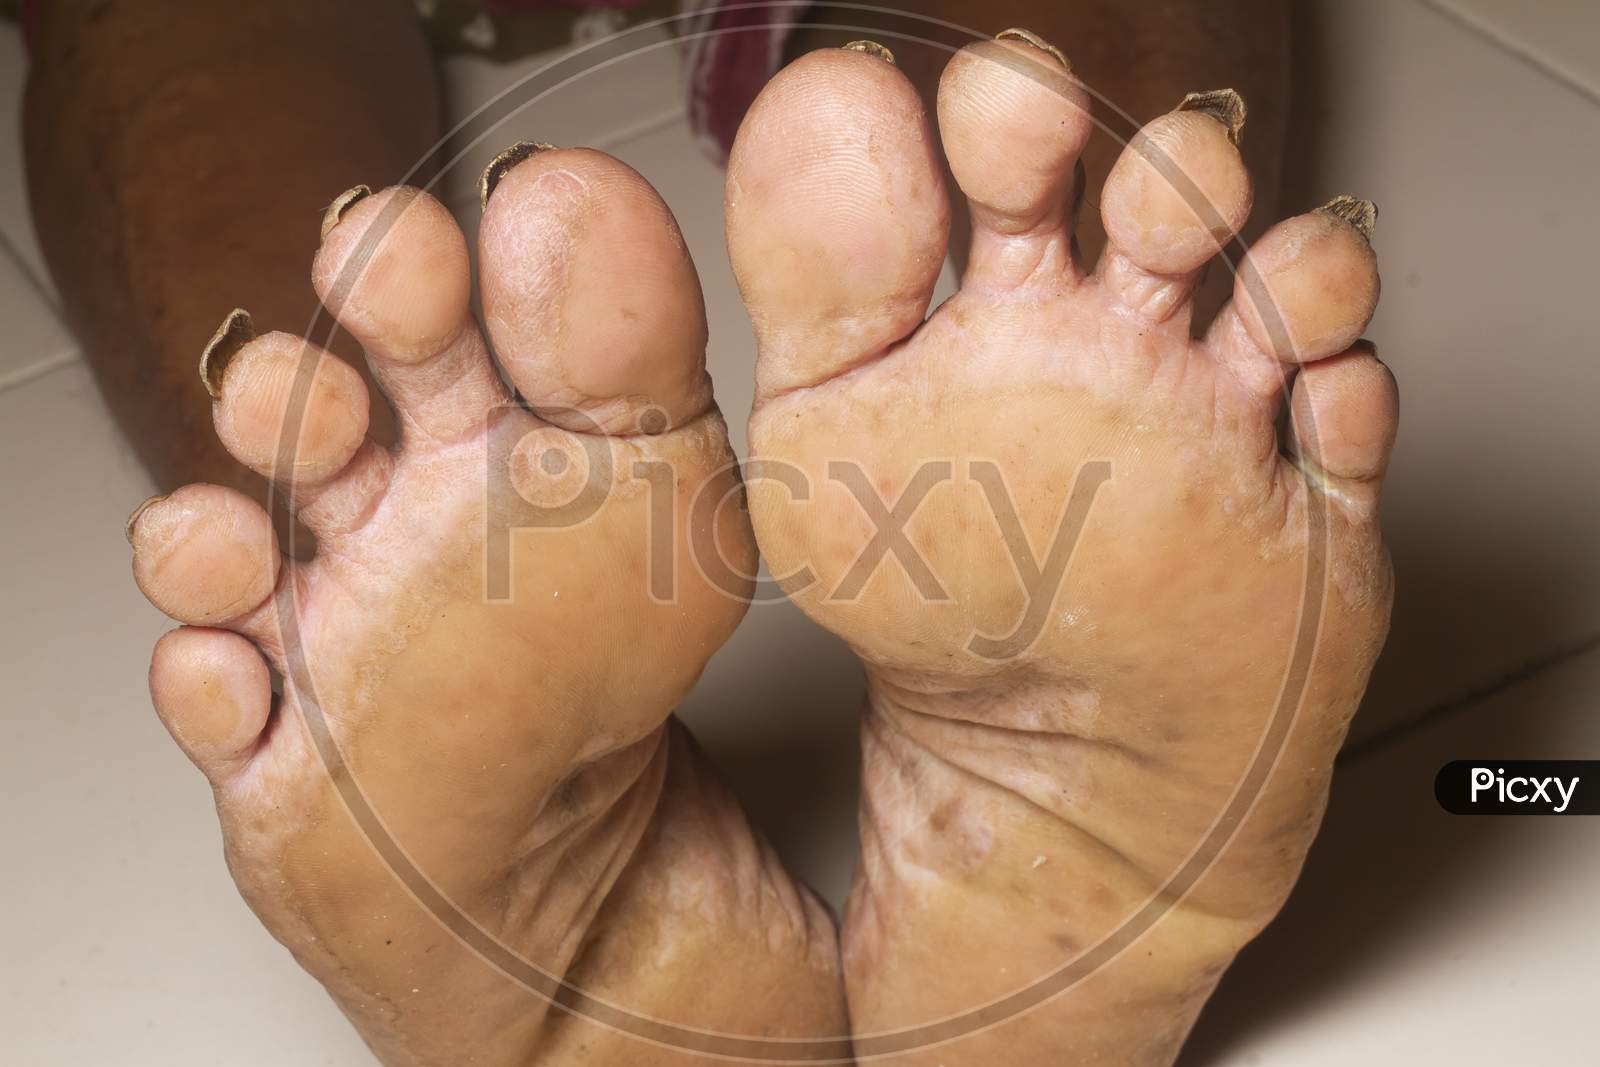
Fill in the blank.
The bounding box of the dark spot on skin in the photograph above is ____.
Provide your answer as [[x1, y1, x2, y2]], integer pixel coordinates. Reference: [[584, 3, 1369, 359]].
[[638, 407, 668, 435], [550, 776, 579, 812]]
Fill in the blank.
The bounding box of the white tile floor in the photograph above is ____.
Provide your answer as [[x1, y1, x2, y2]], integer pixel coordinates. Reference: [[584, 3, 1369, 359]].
[[1428, 0, 1600, 102], [1, 3, 1596, 1064]]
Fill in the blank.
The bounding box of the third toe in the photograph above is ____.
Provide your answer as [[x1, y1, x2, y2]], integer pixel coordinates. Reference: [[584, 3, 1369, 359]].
[[1097, 92, 1254, 323], [207, 320, 371, 491]]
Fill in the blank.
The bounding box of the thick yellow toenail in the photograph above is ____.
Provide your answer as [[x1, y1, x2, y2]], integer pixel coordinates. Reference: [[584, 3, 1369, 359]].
[[125, 493, 168, 545], [320, 184, 371, 242], [995, 28, 1069, 71], [841, 40, 895, 64], [200, 308, 255, 401], [480, 141, 557, 210], [1318, 195, 1379, 241], [1178, 89, 1247, 145]]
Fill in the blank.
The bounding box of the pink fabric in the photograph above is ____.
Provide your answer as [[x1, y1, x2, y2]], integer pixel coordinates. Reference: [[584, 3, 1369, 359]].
[[479, 0, 648, 9], [475, 0, 806, 162], [19, 0, 38, 51], [679, 1, 808, 163]]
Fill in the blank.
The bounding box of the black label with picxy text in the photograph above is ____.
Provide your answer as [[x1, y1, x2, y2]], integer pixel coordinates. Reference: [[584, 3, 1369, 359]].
[[1435, 761, 1600, 815]]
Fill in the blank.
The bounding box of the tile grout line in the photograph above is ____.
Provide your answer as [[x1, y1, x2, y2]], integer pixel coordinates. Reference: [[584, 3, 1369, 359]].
[[1417, 0, 1600, 109], [1339, 630, 1600, 766], [0, 347, 81, 394], [590, 104, 689, 150], [0, 216, 77, 393], [0, 224, 64, 316]]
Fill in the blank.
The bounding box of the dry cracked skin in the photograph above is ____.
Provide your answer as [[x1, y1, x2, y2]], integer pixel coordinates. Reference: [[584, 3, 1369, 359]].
[[129, 32, 1392, 1067]]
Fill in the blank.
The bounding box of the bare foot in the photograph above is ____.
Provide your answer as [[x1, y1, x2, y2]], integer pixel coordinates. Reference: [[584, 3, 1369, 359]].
[[129, 152, 844, 1065], [729, 37, 1392, 1065]]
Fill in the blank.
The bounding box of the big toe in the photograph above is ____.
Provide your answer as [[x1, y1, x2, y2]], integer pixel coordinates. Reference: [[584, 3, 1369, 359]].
[[479, 145, 712, 434], [728, 45, 951, 399]]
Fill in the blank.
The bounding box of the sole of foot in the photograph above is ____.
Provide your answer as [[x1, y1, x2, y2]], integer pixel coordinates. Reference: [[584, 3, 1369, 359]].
[[131, 150, 844, 1065], [729, 34, 1393, 1066]]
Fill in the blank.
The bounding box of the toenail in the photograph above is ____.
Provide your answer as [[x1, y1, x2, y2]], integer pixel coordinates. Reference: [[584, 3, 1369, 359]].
[[840, 40, 895, 65], [1177, 89, 1247, 145], [480, 141, 557, 210], [125, 493, 168, 545], [994, 28, 1069, 71], [319, 184, 371, 242], [1318, 195, 1379, 242], [200, 308, 255, 401]]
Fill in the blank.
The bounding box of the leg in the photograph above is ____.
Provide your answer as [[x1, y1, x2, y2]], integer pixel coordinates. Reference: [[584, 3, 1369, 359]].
[[24, 0, 439, 500]]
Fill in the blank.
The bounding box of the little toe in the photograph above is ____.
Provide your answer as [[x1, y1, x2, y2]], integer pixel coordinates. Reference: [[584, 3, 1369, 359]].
[[1208, 198, 1381, 400], [129, 484, 282, 633], [1289, 343, 1399, 511], [938, 30, 1092, 285], [479, 146, 711, 434], [149, 627, 274, 782], [313, 185, 508, 441], [1097, 91, 1253, 324], [728, 45, 951, 399]]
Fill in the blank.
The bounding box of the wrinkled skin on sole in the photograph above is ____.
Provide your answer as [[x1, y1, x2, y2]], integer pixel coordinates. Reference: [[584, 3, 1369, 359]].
[[132, 158, 846, 1066], [729, 38, 1394, 1066], [124, 26, 1397, 1067]]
